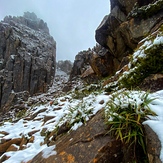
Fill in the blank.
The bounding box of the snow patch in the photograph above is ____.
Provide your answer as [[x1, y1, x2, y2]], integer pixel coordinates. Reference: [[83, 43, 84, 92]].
[[42, 145, 57, 158]]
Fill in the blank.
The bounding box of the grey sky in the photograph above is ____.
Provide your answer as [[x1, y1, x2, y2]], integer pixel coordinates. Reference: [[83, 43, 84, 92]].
[[0, 0, 110, 61]]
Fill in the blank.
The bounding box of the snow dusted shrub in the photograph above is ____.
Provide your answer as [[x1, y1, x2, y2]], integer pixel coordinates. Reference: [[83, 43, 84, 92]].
[[119, 29, 163, 89], [105, 90, 156, 162], [55, 98, 95, 132]]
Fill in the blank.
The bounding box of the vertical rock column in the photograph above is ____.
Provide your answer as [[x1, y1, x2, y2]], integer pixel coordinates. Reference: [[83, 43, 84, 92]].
[[0, 13, 56, 111]]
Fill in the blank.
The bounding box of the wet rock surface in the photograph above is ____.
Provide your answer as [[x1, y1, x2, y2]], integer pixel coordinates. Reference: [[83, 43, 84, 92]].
[[144, 124, 162, 163], [30, 110, 123, 163]]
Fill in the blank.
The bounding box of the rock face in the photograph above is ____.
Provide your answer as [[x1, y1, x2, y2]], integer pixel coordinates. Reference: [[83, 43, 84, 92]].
[[0, 12, 56, 112], [30, 110, 122, 163], [30, 110, 147, 163], [69, 49, 91, 81], [70, 0, 163, 82], [144, 124, 162, 163], [95, 0, 163, 76], [139, 74, 163, 92], [69, 45, 114, 83]]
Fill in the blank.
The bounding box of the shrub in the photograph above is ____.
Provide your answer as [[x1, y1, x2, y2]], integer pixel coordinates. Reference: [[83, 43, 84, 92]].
[[119, 31, 163, 89], [105, 90, 156, 162]]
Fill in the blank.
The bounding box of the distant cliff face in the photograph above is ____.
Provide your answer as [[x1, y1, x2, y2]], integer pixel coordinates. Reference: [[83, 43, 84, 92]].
[[57, 60, 73, 75], [0, 12, 56, 111]]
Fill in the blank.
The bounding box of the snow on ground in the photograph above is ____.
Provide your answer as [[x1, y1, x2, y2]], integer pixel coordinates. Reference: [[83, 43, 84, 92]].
[[143, 90, 163, 161], [0, 89, 110, 163], [0, 88, 163, 162]]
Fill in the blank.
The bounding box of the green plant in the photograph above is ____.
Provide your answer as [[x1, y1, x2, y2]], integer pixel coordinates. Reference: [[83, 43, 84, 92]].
[[128, 0, 163, 19], [72, 84, 102, 99], [119, 33, 163, 89], [55, 99, 94, 132], [105, 90, 156, 162], [16, 109, 27, 118]]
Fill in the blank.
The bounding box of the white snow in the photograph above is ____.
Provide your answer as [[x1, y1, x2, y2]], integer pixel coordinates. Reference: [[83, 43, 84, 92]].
[[0, 88, 110, 162], [42, 145, 57, 158], [0, 86, 163, 162], [153, 35, 163, 45], [10, 55, 15, 60], [71, 121, 83, 131], [143, 91, 163, 162]]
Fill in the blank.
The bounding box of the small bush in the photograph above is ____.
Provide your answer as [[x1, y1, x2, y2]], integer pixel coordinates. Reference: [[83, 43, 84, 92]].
[[120, 34, 163, 89], [105, 90, 156, 162], [55, 99, 94, 132]]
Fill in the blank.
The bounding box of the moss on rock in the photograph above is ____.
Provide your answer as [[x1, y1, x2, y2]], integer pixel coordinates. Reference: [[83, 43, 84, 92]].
[[129, 0, 163, 19], [119, 27, 163, 89]]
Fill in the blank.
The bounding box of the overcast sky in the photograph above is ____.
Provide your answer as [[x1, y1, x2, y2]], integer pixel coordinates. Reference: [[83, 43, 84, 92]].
[[0, 0, 110, 61]]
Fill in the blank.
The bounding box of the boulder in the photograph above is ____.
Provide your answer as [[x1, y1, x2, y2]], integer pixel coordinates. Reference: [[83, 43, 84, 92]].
[[110, 0, 138, 14], [69, 49, 91, 80], [89, 47, 115, 77], [0, 138, 22, 155], [30, 110, 123, 163], [0, 12, 56, 111], [69, 44, 115, 83], [139, 74, 163, 92], [144, 124, 162, 163], [30, 109, 147, 163]]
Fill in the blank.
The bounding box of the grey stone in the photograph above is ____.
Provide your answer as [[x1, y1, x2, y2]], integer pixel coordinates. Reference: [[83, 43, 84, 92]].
[[0, 13, 56, 111]]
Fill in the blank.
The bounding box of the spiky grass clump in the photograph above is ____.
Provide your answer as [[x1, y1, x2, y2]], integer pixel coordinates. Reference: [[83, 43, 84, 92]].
[[55, 98, 95, 132], [105, 90, 156, 162]]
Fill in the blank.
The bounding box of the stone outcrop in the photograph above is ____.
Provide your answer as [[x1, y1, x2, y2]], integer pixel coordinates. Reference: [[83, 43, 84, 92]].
[[95, 0, 163, 76], [139, 74, 163, 92], [0, 12, 56, 112], [69, 49, 91, 80], [144, 124, 162, 163], [69, 45, 115, 83], [70, 0, 163, 82], [30, 110, 122, 163]]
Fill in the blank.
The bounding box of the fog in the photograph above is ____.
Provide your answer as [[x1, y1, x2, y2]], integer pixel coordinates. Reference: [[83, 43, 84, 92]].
[[0, 0, 110, 61]]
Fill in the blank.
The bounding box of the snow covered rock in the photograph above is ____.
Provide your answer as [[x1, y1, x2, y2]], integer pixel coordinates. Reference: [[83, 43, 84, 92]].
[[0, 12, 56, 112]]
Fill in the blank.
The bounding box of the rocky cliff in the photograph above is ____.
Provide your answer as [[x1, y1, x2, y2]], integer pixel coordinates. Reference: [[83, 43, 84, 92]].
[[0, 12, 56, 112], [69, 45, 114, 84], [70, 0, 163, 82], [95, 0, 163, 74]]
